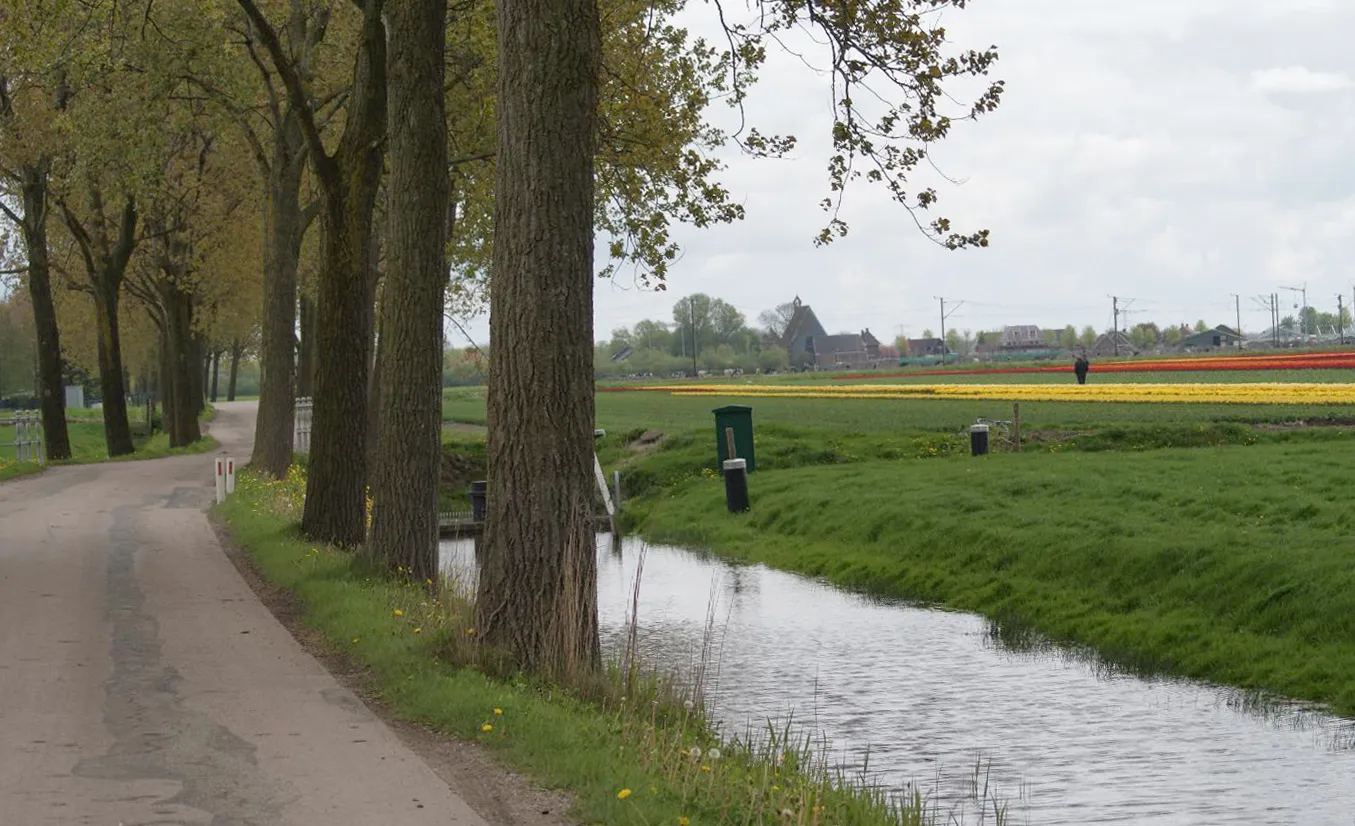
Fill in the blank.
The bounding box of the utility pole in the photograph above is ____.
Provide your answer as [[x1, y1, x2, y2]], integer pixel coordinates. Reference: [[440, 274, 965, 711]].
[[1110, 296, 1133, 356], [1230, 294, 1242, 339], [1282, 283, 1307, 338], [935, 297, 963, 365], [1339, 294, 1345, 344], [689, 296, 699, 376]]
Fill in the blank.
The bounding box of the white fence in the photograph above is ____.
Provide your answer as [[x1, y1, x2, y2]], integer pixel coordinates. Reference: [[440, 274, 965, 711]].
[[12, 411, 45, 464], [293, 397, 313, 453]]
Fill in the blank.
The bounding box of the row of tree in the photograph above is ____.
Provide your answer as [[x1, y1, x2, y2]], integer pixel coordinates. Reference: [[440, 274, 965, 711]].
[[1, 0, 1003, 679]]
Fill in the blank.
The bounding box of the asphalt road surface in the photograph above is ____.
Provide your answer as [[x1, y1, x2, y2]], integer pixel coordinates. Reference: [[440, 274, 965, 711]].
[[0, 401, 486, 825]]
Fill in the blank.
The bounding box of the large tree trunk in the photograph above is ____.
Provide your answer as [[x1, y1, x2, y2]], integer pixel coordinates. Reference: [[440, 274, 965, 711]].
[[18, 162, 71, 459], [198, 337, 210, 412], [368, 0, 449, 580], [92, 279, 134, 456], [297, 293, 316, 398], [475, 0, 602, 680], [162, 281, 202, 447], [297, 2, 388, 548], [300, 185, 382, 546], [250, 120, 305, 477], [227, 338, 243, 401], [209, 349, 221, 403]]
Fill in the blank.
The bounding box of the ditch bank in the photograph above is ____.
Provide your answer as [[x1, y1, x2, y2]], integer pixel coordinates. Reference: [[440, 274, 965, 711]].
[[615, 430, 1355, 718]]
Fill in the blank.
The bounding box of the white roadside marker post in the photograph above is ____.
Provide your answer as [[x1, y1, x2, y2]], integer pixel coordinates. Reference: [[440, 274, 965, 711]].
[[226, 458, 236, 496], [215, 458, 226, 504]]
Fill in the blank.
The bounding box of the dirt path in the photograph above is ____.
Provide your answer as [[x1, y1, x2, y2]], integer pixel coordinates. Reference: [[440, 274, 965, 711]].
[[0, 402, 531, 825]]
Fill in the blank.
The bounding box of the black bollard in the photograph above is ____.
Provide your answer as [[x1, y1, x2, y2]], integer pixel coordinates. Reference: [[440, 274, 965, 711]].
[[723, 458, 750, 513], [468, 480, 487, 522], [969, 424, 990, 457]]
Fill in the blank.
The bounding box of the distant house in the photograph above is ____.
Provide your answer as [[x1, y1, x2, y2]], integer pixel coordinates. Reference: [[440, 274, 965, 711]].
[[778, 296, 881, 368], [906, 338, 948, 357], [1001, 325, 1042, 348], [1089, 331, 1135, 357], [1177, 325, 1243, 352]]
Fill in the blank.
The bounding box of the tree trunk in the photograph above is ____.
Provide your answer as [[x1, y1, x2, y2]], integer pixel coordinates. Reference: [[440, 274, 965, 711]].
[[366, 297, 383, 476], [209, 349, 221, 403], [158, 331, 176, 443], [368, 0, 449, 580], [198, 338, 210, 411], [227, 339, 243, 402], [92, 279, 135, 456], [297, 293, 316, 398], [162, 282, 202, 447], [475, 0, 602, 680], [250, 120, 305, 476], [18, 163, 71, 459], [298, 2, 388, 548], [300, 187, 382, 546]]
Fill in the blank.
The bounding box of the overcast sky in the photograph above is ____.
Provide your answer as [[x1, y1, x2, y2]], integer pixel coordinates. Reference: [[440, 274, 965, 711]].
[[455, 0, 1355, 347]]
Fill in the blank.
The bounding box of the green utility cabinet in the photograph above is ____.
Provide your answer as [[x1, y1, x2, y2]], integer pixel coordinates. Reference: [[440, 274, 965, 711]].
[[713, 405, 756, 473]]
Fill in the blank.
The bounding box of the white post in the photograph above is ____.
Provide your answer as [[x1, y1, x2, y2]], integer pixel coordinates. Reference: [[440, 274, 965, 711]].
[[214, 458, 226, 504], [226, 457, 236, 495]]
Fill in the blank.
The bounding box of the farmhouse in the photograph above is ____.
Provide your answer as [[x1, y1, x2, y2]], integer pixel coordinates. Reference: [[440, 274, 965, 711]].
[[779, 297, 882, 368], [1001, 325, 1043, 348], [1177, 325, 1244, 352]]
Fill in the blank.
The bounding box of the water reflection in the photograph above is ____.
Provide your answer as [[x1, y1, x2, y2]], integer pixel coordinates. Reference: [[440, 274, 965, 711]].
[[442, 535, 1355, 825]]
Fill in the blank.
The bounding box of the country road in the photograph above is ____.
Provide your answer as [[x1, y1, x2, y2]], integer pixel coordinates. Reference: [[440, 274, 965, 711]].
[[0, 401, 487, 825]]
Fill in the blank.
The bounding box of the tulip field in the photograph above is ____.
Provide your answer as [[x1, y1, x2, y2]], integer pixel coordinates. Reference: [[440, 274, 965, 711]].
[[648, 381, 1355, 405]]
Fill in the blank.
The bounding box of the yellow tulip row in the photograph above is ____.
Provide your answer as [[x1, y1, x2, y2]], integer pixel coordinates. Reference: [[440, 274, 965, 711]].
[[658, 383, 1355, 405]]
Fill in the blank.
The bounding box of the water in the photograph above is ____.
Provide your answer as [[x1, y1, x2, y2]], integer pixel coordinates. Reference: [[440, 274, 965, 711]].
[[442, 536, 1355, 825]]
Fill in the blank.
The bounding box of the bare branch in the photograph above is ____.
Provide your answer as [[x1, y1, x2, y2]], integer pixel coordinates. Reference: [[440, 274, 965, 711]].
[[235, 0, 336, 184]]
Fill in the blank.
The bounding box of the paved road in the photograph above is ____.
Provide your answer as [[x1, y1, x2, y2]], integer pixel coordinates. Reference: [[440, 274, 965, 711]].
[[0, 402, 485, 825]]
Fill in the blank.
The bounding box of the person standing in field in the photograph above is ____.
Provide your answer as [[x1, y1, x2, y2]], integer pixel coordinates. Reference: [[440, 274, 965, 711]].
[[1073, 351, 1090, 385]]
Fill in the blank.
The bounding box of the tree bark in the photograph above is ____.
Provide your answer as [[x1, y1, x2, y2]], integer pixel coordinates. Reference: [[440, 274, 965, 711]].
[[17, 162, 71, 459], [475, 0, 602, 680], [250, 109, 306, 477], [227, 338, 243, 401], [368, 0, 449, 580]]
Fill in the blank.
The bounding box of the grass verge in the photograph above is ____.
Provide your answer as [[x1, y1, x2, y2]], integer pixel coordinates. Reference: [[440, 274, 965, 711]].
[[218, 466, 1005, 826], [0, 418, 218, 484], [622, 437, 1355, 718]]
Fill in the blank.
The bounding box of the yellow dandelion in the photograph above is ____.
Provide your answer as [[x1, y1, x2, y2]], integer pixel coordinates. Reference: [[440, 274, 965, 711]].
[[481, 723, 493, 733], [493, 708, 503, 715], [466, 627, 476, 635], [700, 765, 711, 773], [393, 608, 404, 618], [679, 818, 690, 826], [413, 627, 422, 635], [617, 789, 632, 800]]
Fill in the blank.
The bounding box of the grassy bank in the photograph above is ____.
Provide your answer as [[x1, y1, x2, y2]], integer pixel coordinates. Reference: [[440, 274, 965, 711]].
[[219, 468, 997, 826], [622, 436, 1355, 718]]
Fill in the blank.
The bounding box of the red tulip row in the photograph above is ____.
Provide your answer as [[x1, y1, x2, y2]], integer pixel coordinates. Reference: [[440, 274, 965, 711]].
[[833, 351, 1355, 381]]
